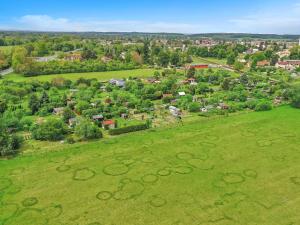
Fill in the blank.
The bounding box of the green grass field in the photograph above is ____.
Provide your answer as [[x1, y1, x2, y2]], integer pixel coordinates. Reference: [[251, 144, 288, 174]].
[[193, 57, 227, 66], [1, 106, 300, 225], [3, 69, 160, 82]]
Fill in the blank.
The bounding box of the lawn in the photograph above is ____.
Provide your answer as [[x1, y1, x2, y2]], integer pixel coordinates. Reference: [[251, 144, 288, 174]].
[[193, 56, 228, 65], [3, 68, 160, 82], [1, 106, 300, 225]]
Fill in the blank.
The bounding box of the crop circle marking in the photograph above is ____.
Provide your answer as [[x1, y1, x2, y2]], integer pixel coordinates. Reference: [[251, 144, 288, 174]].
[[222, 173, 245, 184], [22, 197, 39, 207], [142, 174, 159, 183], [73, 168, 96, 181], [103, 164, 129, 176], [96, 191, 113, 201]]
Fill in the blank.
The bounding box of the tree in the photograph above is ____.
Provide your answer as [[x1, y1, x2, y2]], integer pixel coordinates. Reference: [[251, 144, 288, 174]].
[[158, 51, 170, 67], [221, 78, 231, 91], [28, 94, 40, 115], [142, 39, 150, 64], [62, 107, 76, 123], [12, 47, 28, 72], [227, 53, 236, 65], [170, 52, 181, 66], [31, 119, 68, 141], [187, 67, 196, 78], [82, 49, 97, 60], [0, 123, 22, 157], [39, 91, 49, 107], [291, 86, 300, 108], [75, 119, 103, 140], [234, 61, 245, 71]]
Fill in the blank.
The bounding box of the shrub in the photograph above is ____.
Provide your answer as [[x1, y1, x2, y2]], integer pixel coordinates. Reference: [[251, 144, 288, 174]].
[[188, 102, 200, 112], [255, 101, 272, 112], [291, 86, 300, 108], [31, 119, 68, 141], [66, 136, 75, 144], [75, 120, 103, 140], [0, 126, 23, 157], [108, 124, 149, 136]]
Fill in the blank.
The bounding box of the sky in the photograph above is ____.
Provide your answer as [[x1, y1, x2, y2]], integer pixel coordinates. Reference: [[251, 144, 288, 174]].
[[0, 0, 300, 34]]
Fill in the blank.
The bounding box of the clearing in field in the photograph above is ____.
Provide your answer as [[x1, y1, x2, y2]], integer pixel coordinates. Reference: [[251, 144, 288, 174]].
[[3, 68, 160, 82], [0, 106, 300, 225]]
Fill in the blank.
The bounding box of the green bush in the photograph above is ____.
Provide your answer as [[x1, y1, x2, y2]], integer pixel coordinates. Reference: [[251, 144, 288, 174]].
[[75, 120, 103, 140], [0, 125, 23, 157], [108, 124, 149, 136], [188, 102, 200, 112], [291, 86, 300, 108], [66, 136, 75, 144], [31, 119, 68, 141], [255, 101, 272, 112]]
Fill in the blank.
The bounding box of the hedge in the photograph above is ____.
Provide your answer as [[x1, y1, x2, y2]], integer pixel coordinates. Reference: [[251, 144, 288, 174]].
[[108, 123, 149, 136]]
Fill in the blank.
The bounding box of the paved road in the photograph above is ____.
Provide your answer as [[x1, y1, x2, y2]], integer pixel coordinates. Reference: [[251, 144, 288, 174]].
[[0, 68, 13, 76]]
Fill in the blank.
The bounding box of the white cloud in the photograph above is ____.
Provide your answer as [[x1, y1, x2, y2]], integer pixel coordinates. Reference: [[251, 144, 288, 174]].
[[229, 1, 300, 34], [8, 14, 209, 33]]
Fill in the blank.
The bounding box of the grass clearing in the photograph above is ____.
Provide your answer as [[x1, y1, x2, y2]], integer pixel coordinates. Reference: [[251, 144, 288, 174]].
[[1, 106, 300, 224], [3, 68, 161, 82], [193, 56, 227, 65]]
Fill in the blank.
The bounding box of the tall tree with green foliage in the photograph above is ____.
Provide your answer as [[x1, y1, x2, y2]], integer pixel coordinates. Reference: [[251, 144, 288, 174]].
[[28, 94, 40, 115]]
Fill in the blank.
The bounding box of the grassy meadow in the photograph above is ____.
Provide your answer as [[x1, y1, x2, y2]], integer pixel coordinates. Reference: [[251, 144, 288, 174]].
[[1, 106, 300, 225], [192, 57, 227, 66], [3, 68, 161, 82]]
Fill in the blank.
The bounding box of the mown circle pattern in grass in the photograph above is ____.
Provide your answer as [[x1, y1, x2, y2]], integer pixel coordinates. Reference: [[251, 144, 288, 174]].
[[42, 204, 63, 219], [186, 159, 214, 171], [243, 169, 258, 178], [121, 159, 136, 166], [173, 166, 193, 175], [197, 152, 209, 161], [212, 179, 227, 188], [176, 152, 194, 160], [141, 174, 159, 183], [96, 191, 113, 201], [5, 208, 47, 225], [157, 168, 172, 176], [113, 181, 145, 200], [49, 156, 69, 164], [200, 142, 217, 148], [73, 168, 96, 181], [203, 134, 220, 141], [241, 130, 256, 137], [176, 193, 197, 205], [56, 165, 71, 173], [0, 178, 12, 191], [256, 139, 273, 147], [22, 197, 38, 207], [290, 177, 300, 185], [140, 156, 156, 163], [149, 196, 167, 207], [103, 163, 129, 176], [222, 173, 245, 184]]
